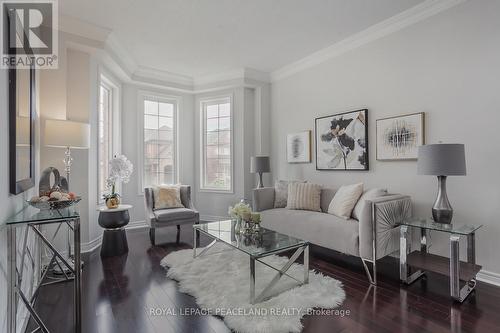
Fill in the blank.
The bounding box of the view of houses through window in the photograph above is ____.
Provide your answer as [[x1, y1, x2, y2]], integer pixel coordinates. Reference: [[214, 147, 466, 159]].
[[143, 97, 176, 187], [201, 97, 232, 191]]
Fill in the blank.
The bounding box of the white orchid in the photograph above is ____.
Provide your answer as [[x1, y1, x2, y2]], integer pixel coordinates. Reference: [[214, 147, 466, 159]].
[[106, 155, 134, 196]]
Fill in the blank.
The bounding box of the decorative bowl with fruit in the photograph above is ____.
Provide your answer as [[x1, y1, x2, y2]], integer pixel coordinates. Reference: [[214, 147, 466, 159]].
[[28, 191, 81, 210]]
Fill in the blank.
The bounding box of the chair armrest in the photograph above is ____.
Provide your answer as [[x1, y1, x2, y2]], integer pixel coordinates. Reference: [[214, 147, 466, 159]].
[[358, 194, 412, 260], [144, 187, 156, 226], [180, 185, 198, 212], [252, 187, 275, 212]]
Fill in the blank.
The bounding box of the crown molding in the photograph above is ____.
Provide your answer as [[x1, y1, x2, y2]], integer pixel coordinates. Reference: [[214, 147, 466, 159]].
[[134, 65, 194, 87], [59, 15, 111, 42], [270, 0, 467, 82]]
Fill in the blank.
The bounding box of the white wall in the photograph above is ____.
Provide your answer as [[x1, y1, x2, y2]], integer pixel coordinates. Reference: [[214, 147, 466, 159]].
[[270, 0, 500, 276]]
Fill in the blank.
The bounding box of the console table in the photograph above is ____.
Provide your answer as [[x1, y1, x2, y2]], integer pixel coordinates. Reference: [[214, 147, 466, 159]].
[[4, 206, 81, 333], [399, 218, 482, 302]]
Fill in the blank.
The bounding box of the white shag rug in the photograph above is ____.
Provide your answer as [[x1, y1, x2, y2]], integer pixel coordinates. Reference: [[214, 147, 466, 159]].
[[161, 243, 345, 333]]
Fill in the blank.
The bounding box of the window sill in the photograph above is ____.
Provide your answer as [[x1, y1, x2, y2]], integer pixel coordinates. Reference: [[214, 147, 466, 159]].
[[198, 188, 234, 194]]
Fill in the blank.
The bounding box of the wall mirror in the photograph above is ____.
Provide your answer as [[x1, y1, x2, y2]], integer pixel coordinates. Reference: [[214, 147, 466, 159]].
[[8, 12, 36, 194]]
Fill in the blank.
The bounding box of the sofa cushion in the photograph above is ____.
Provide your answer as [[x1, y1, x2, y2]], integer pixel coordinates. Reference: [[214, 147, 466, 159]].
[[260, 208, 359, 256], [352, 188, 388, 220], [287, 183, 322, 212], [274, 180, 305, 208], [320, 188, 337, 213], [154, 208, 197, 222], [327, 183, 363, 219]]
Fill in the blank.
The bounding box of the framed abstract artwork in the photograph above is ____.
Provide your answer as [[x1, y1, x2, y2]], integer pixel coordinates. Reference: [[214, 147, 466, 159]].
[[315, 109, 368, 171], [376, 112, 425, 161], [287, 130, 311, 163]]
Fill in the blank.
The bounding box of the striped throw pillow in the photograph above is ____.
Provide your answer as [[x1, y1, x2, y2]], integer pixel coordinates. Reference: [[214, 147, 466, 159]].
[[286, 183, 322, 212]]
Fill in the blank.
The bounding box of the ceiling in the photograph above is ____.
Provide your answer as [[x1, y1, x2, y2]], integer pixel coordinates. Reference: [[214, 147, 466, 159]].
[[59, 0, 424, 79]]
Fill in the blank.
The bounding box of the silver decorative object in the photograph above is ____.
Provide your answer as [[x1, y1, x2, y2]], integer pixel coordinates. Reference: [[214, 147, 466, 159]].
[[417, 144, 466, 224]]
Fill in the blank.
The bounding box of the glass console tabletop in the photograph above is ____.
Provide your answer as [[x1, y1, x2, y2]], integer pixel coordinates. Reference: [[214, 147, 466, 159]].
[[194, 220, 307, 257], [401, 217, 482, 235], [4, 205, 80, 225]]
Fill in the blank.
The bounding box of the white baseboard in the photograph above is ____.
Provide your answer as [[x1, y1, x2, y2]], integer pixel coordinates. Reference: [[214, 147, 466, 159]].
[[477, 269, 500, 287], [81, 220, 149, 253], [81, 234, 102, 253], [200, 214, 229, 222]]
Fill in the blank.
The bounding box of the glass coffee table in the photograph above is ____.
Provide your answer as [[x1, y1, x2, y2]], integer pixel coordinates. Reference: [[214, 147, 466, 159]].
[[193, 220, 309, 304]]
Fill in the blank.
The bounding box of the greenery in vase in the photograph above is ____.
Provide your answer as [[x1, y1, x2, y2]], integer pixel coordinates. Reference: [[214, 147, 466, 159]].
[[228, 202, 252, 220]]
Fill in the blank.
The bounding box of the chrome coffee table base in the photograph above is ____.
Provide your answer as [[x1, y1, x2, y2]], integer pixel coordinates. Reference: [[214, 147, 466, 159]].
[[193, 221, 310, 305]]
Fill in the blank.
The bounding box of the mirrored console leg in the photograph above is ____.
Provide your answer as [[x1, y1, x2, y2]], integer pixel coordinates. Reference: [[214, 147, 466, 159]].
[[400, 225, 424, 284], [7, 226, 16, 333], [450, 235, 461, 300]]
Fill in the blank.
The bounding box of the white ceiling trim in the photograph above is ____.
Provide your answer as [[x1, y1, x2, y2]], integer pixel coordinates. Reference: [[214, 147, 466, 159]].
[[270, 0, 467, 82]]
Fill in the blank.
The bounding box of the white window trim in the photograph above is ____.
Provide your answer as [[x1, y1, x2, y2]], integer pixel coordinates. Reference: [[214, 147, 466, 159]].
[[199, 95, 234, 193], [137, 91, 181, 195], [97, 73, 121, 204]]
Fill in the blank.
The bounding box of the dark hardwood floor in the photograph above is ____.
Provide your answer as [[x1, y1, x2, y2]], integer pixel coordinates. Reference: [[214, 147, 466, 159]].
[[30, 226, 500, 333]]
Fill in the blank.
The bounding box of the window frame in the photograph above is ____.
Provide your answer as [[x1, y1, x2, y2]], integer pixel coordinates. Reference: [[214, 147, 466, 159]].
[[138, 91, 180, 194], [199, 95, 234, 193], [97, 74, 120, 204]]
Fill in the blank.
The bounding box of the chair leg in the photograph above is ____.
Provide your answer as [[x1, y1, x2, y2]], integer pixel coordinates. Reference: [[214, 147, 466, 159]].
[[176, 225, 180, 231], [149, 228, 155, 246]]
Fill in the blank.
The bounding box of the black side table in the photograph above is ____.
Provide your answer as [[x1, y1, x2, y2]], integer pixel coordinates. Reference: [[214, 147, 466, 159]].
[[98, 204, 132, 257]]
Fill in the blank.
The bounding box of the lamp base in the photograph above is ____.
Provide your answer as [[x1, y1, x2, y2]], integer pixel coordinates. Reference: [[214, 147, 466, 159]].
[[432, 175, 453, 224]]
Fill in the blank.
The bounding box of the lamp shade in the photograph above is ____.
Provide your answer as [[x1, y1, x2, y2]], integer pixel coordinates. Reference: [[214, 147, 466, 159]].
[[417, 144, 466, 176], [44, 119, 90, 149], [250, 156, 270, 173]]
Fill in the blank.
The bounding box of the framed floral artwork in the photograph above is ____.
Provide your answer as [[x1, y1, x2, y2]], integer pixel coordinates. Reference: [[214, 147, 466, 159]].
[[376, 112, 425, 161], [315, 109, 368, 170], [287, 130, 311, 163]]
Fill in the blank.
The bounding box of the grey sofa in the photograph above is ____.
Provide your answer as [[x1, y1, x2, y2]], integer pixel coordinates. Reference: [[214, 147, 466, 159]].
[[252, 187, 412, 285], [144, 185, 199, 245]]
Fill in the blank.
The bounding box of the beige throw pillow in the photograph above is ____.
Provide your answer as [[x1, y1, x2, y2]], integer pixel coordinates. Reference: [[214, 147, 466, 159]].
[[153, 185, 184, 209], [351, 188, 388, 220], [274, 180, 306, 208], [328, 183, 364, 219], [286, 183, 321, 212]]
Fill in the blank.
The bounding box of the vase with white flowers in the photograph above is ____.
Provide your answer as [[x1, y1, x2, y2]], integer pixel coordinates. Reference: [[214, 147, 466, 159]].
[[228, 200, 252, 234], [103, 155, 134, 209]]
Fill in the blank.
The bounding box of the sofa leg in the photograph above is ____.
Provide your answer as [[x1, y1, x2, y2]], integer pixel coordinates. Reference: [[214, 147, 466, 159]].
[[149, 228, 156, 246], [361, 258, 377, 285]]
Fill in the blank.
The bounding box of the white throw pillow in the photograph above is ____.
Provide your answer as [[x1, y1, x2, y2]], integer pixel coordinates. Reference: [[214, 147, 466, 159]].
[[352, 188, 388, 220], [286, 183, 322, 212], [327, 183, 364, 219], [153, 185, 184, 210]]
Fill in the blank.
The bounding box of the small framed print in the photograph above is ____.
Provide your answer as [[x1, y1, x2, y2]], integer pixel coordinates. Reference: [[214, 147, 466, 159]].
[[376, 112, 425, 161], [287, 130, 311, 163]]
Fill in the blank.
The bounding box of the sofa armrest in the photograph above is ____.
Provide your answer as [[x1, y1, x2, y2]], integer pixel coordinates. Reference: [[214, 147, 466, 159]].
[[358, 194, 412, 260], [144, 187, 157, 227], [252, 187, 275, 212]]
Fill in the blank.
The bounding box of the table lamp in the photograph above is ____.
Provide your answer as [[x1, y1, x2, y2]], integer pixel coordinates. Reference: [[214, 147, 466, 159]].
[[417, 143, 466, 224], [250, 156, 270, 188], [44, 119, 90, 187]]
